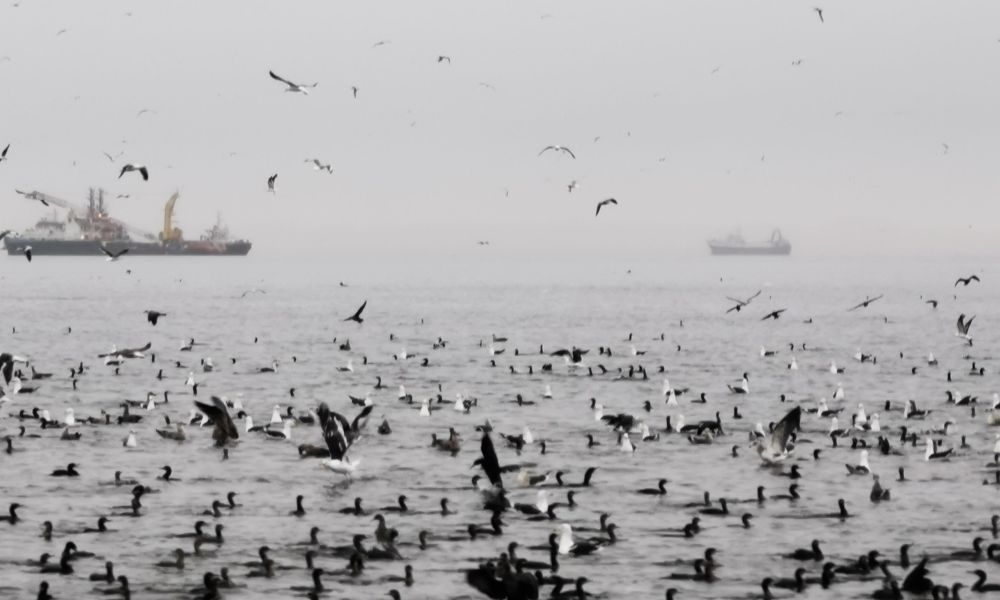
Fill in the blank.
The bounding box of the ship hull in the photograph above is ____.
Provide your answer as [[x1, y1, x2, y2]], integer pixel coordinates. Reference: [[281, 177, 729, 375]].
[[708, 243, 790, 256], [4, 238, 251, 256]]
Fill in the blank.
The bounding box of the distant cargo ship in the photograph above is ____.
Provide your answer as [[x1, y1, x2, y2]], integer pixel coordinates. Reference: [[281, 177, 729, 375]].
[[708, 229, 791, 256], [4, 189, 251, 256]]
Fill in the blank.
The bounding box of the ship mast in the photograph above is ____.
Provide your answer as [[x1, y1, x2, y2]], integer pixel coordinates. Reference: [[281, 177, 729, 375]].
[[15, 189, 158, 242]]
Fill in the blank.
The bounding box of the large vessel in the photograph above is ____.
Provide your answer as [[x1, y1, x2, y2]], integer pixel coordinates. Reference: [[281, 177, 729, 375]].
[[708, 229, 791, 256], [4, 189, 251, 256]]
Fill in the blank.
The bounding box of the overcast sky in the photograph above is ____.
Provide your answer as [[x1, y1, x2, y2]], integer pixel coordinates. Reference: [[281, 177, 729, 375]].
[[0, 1, 998, 260]]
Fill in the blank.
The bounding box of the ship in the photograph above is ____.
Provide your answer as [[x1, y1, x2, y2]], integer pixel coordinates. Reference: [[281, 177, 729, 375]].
[[707, 229, 791, 256], [4, 189, 251, 257]]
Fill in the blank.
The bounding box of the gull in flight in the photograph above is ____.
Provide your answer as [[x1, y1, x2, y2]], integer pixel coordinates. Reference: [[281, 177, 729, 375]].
[[955, 275, 980, 287], [539, 145, 576, 159], [756, 406, 801, 464], [269, 70, 317, 95], [437, 55, 451, 64], [305, 159, 332, 173], [847, 294, 883, 311], [956, 313, 975, 344], [567, 180, 578, 193], [814, 7, 824, 22], [762, 309, 787, 321], [595, 198, 618, 217], [726, 290, 762, 313], [351, 86, 359, 99], [0, 144, 8, 163], [267, 174, 277, 193], [119, 164, 149, 181], [100, 246, 129, 262]]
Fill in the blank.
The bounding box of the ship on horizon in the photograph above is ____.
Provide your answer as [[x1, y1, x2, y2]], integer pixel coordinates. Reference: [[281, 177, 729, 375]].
[[4, 188, 251, 257], [708, 229, 791, 256]]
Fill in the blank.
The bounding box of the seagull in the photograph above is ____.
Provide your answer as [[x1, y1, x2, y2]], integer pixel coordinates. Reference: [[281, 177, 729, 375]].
[[100, 246, 129, 262], [344, 300, 368, 324], [847, 294, 883, 311], [240, 288, 266, 298], [956, 313, 975, 342], [595, 198, 618, 217], [15, 189, 48, 206], [351, 86, 358, 99], [317, 402, 372, 476], [267, 174, 277, 193], [102, 150, 124, 163], [0, 144, 8, 163], [567, 180, 578, 193], [437, 55, 451, 64], [941, 143, 949, 155], [119, 164, 149, 181], [726, 290, 762, 313], [144, 311, 166, 326], [371, 40, 390, 48], [194, 396, 239, 447], [955, 275, 980, 287], [22, 246, 32, 262], [305, 159, 332, 173], [269, 70, 317, 94], [762, 309, 786, 321], [539, 145, 576, 159], [756, 406, 801, 464], [925, 299, 938, 309], [814, 7, 824, 22]]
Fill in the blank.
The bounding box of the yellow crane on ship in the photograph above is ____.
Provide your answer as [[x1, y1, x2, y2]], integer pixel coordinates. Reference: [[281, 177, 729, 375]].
[[160, 192, 183, 242]]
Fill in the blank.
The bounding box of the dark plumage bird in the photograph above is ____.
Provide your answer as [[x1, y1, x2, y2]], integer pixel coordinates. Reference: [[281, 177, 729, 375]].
[[119, 163, 149, 180], [595, 198, 618, 217], [145, 310, 166, 326], [345, 300, 368, 323], [194, 397, 239, 447], [267, 173, 277, 193], [762, 309, 786, 320], [955, 275, 981, 287]]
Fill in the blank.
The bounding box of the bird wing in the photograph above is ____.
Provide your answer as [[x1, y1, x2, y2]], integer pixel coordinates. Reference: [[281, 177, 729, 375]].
[[269, 70, 295, 87], [725, 296, 745, 304], [1, 144, 8, 157], [746, 290, 762, 303], [99, 246, 113, 258], [954, 277, 965, 287], [116, 248, 130, 258], [118, 165, 128, 178], [351, 300, 367, 320], [847, 300, 866, 311], [317, 402, 350, 459], [350, 404, 374, 434], [138, 167, 149, 181], [595, 203, 602, 216], [480, 431, 504, 487], [768, 406, 801, 456], [725, 305, 740, 314], [972, 275, 981, 282], [901, 557, 930, 592], [562, 148, 576, 158], [538, 146, 554, 156], [194, 397, 238, 444]]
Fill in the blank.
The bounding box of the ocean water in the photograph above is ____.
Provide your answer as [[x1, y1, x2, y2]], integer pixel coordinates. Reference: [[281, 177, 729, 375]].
[[0, 254, 997, 599]]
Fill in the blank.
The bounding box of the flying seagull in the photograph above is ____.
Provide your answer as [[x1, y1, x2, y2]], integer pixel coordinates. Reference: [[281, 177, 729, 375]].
[[0, 144, 8, 163], [814, 7, 824, 22], [955, 275, 980, 287], [437, 55, 451, 64], [194, 396, 239, 447], [351, 86, 358, 99], [956, 313, 975, 342], [267, 174, 277, 193], [15, 189, 48, 206], [344, 300, 368, 324], [595, 198, 618, 217], [567, 180, 578, 193], [847, 294, 883, 311], [371, 40, 390, 48], [144, 310, 166, 326], [762, 309, 787, 321], [726, 290, 762, 313], [22, 246, 32, 262], [119, 164, 149, 181], [925, 299, 938, 309], [539, 145, 576, 159], [756, 406, 801, 464], [269, 70, 317, 95], [305, 159, 332, 173], [317, 402, 372, 475], [100, 246, 129, 262]]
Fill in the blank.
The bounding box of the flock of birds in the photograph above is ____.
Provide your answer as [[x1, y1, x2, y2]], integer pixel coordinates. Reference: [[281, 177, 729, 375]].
[[0, 268, 998, 600]]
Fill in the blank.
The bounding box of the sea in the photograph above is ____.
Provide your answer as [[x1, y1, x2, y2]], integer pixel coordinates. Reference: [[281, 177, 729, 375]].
[[0, 254, 996, 599]]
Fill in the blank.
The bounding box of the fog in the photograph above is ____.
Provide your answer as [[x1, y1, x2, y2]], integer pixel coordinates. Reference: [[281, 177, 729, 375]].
[[0, 0, 997, 260]]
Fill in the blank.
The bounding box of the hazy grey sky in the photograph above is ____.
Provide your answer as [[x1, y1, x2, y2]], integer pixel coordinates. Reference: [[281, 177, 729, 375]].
[[0, 1, 998, 259]]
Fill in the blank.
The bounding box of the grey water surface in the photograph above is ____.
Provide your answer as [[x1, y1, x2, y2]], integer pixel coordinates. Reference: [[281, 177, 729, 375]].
[[0, 255, 997, 599]]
